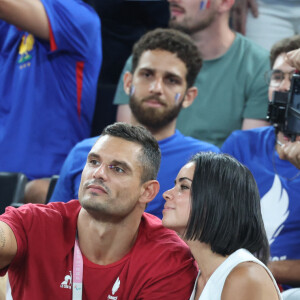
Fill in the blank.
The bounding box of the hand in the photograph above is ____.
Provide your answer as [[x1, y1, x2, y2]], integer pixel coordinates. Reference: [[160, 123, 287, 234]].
[[278, 141, 300, 170], [286, 49, 300, 70], [231, 0, 258, 35]]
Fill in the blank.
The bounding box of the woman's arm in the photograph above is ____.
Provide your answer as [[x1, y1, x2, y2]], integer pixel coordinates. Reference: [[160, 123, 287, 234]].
[[221, 262, 280, 300]]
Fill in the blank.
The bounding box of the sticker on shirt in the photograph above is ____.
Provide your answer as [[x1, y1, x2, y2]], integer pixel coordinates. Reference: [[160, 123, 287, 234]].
[[60, 271, 72, 290], [18, 34, 35, 67], [107, 277, 121, 300]]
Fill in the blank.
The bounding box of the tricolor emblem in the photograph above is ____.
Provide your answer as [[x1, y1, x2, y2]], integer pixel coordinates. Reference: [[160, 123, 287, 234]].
[[175, 93, 181, 103], [199, 0, 210, 10]]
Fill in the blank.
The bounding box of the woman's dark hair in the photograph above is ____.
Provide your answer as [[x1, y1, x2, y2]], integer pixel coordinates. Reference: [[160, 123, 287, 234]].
[[184, 152, 269, 264]]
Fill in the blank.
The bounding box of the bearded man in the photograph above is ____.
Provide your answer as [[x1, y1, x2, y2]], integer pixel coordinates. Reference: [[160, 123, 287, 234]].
[[49, 28, 219, 218], [114, 0, 270, 148]]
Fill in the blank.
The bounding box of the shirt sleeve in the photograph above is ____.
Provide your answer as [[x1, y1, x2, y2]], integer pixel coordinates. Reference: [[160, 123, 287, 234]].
[[138, 258, 197, 299], [221, 130, 243, 159], [0, 206, 33, 275], [40, 0, 101, 57], [209, 145, 221, 153], [243, 54, 269, 120], [113, 55, 132, 105], [0, 21, 10, 49]]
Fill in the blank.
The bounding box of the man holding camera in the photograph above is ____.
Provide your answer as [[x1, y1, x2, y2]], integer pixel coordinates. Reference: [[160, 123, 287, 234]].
[[222, 35, 300, 290]]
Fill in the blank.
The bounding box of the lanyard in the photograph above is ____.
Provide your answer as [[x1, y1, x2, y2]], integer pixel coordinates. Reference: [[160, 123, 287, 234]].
[[72, 238, 83, 300]]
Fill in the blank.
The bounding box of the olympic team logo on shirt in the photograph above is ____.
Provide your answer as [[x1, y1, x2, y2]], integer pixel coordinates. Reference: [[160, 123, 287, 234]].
[[107, 277, 121, 300], [260, 175, 289, 245], [60, 271, 72, 290], [18, 34, 35, 68]]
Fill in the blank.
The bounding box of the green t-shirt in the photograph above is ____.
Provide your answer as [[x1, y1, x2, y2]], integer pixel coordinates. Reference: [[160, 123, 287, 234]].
[[113, 33, 269, 147]]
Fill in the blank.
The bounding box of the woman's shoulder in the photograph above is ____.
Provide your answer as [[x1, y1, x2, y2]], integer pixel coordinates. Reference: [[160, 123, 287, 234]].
[[221, 261, 280, 300]]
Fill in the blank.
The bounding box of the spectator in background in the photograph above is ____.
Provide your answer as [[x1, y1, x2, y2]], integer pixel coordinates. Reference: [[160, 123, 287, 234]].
[[50, 28, 219, 219], [222, 35, 300, 290], [162, 152, 281, 299], [114, 0, 270, 147], [0, 0, 102, 202], [0, 123, 197, 299], [231, 0, 300, 50], [90, 0, 169, 136], [286, 47, 300, 73]]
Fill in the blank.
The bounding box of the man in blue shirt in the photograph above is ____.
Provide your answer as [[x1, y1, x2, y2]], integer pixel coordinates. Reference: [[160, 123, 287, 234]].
[[222, 36, 300, 289], [50, 28, 219, 219], [0, 0, 102, 202]]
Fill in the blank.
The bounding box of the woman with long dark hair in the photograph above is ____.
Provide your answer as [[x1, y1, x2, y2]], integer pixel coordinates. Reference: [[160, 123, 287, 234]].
[[162, 152, 281, 300]]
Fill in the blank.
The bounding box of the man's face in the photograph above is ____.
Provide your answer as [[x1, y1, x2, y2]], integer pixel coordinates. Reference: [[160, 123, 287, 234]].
[[269, 53, 300, 142], [268, 53, 296, 100], [78, 135, 145, 220], [168, 0, 218, 34], [128, 49, 189, 130], [162, 162, 195, 236]]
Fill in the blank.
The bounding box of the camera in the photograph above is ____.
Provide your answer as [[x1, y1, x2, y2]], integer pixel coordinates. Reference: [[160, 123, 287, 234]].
[[267, 73, 300, 141]]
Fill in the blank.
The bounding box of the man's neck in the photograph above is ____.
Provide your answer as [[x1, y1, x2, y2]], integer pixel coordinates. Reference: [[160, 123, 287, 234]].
[[77, 208, 141, 265], [131, 117, 176, 141], [190, 21, 235, 61]]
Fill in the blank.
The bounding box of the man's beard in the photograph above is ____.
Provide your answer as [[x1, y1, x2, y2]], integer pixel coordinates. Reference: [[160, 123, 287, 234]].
[[129, 94, 183, 130], [169, 10, 216, 35]]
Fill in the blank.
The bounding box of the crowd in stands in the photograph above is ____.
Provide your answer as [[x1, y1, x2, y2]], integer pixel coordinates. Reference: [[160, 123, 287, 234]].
[[115, 0, 270, 147], [231, 0, 300, 50], [1, 0, 300, 299]]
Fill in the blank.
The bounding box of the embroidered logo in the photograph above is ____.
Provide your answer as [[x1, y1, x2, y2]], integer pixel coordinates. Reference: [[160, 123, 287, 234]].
[[107, 277, 120, 300], [18, 34, 35, 68], [60, 271, 72, 289]]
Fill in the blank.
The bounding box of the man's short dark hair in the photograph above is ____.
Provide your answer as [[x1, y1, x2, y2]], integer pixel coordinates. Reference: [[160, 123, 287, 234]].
[[131, 28, 202, 88], [101, 122, 161, 183], [270, 35, 300, 68], [184, 152, 269, 265]]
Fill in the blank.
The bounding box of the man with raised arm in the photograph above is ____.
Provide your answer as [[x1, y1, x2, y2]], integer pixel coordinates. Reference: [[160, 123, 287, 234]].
[[0, 123, 197, 299], [0, 0, 102, 202], [222, 36, 300, 290]]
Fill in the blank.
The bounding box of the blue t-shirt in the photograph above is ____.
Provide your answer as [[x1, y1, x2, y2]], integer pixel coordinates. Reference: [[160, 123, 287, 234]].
[[50, 130, 220, 219], [0, 0, 102, 180], [222, 126, 300, 261]]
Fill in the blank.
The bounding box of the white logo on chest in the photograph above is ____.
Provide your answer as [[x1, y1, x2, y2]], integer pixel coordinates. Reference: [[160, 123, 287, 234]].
[[60, 271, 72, 289], [107, 277, 120, 300], [261, 175, 289, 244]]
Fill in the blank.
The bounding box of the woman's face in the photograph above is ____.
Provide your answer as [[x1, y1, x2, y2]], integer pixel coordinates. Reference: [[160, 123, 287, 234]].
[[162, 162, 195, 236]]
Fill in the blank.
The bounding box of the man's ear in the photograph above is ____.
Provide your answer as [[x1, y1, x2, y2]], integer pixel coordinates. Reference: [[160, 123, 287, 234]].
[[182, 87, 198, 108], [139, 180, 160, 205], [218, 0, 235, 13], [123, 71, 133, 95]]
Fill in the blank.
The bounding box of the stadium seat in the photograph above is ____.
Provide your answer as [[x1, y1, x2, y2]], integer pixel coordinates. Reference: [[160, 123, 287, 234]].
[[0, 172, 27, 214], [45, 175, 59, 204]]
